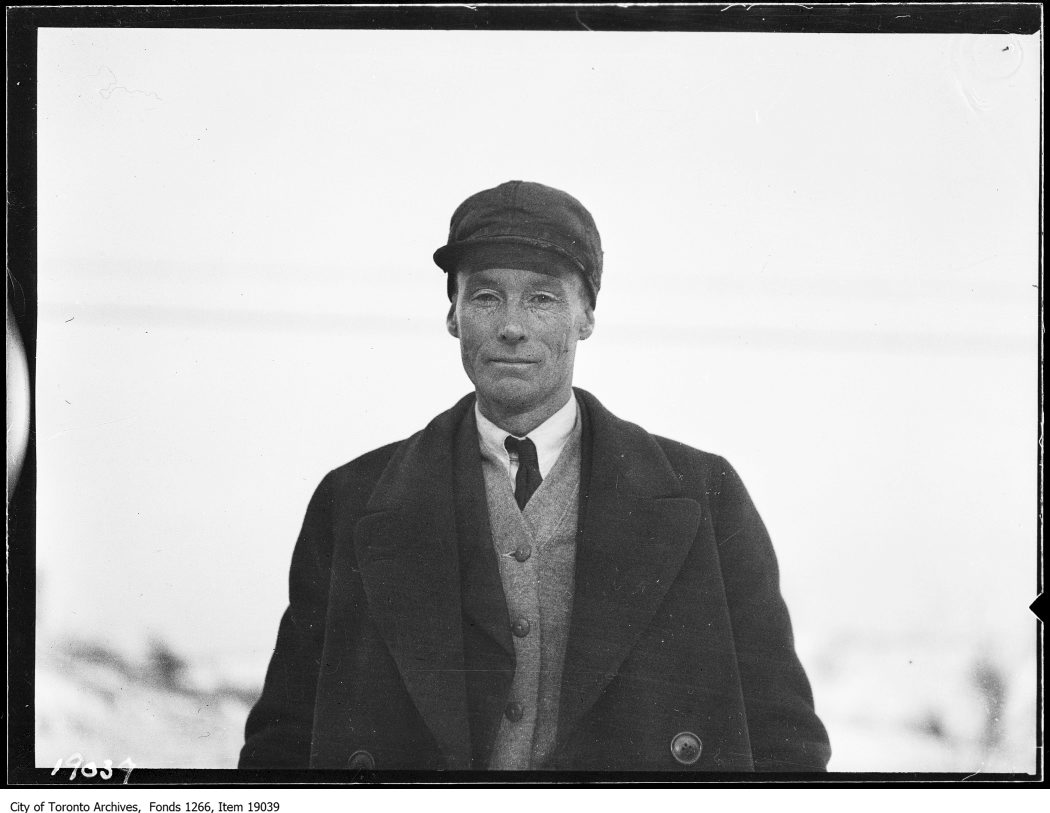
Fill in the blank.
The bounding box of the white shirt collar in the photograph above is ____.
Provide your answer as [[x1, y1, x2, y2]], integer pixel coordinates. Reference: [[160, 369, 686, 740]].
[[475, 393, 579, 479]]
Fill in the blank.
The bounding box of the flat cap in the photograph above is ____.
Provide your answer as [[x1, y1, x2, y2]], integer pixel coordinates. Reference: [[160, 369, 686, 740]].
[[433, 180, 603, 306]]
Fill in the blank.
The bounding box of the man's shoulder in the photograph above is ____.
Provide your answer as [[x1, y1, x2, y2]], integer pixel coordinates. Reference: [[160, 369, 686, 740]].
[[329, 439, 405, 482], [647, 434, 738, 504], [650, 433, 728, 475], [576, 388, 729, 481], [317, 392, 476, 494], [304, 441, 403, 511]]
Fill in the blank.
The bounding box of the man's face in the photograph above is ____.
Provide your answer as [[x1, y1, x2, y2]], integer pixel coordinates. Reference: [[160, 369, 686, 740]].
[[448, 266, 595, 422]]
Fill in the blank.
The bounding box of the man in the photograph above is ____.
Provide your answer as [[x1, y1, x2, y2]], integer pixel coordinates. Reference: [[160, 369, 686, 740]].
[[240, 181, 830, 772]]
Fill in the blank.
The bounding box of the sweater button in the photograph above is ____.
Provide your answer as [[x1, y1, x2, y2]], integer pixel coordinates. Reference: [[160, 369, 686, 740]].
[[512, 544, 532, 562], [670, 732, 702, 766], [505, 702, 524, 722], [511, 617, 531, 637]]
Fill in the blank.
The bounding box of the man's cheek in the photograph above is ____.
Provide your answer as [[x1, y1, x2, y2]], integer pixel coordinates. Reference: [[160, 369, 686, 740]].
[[459, 343, 478, 380]]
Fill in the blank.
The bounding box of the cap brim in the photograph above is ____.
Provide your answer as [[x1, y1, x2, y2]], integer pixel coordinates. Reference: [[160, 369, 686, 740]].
[[433, 235, 586, 276]]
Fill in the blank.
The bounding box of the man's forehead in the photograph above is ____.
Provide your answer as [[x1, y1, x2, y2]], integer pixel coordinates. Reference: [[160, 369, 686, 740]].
[[458, 266, 579, 289]]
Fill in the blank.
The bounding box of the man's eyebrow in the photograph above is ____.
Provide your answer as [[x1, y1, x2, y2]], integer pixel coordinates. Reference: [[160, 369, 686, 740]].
[[529, 277, 569, 291], [463, 271, 499, 286]]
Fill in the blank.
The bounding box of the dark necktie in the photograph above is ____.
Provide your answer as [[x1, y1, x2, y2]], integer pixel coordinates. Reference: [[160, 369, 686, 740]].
[[504, 436, 542, 510]]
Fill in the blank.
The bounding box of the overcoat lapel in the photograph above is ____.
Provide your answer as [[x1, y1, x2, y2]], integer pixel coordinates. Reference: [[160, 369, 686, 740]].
[[557, 389, 703, 746], [453, 408, 514, 659], [352, 397, 475, 769], [452, 406, 515, 766]]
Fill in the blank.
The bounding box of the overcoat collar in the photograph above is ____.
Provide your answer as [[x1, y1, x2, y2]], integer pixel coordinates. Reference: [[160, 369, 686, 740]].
[[353, 389, 701, 764]]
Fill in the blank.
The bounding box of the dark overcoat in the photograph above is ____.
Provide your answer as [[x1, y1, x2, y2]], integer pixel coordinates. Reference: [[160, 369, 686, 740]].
[[239, 388, 830, 772]]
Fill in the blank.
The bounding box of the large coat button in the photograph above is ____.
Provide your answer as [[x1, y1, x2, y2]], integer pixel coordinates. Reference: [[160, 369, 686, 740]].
[[505, 701, 524, 722], [670, 731, 702, 766], [347, 750, 376, 770]]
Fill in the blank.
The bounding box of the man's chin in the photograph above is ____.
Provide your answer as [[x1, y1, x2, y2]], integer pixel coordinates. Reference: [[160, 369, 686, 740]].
[[476, 378, 547, 412]]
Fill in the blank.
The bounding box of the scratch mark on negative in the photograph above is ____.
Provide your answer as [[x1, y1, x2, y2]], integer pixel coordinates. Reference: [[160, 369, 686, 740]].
[[91, 66, 163, 102]]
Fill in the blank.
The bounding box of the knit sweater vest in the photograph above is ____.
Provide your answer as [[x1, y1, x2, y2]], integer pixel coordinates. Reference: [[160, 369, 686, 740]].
[[479, 411, 582, 770]]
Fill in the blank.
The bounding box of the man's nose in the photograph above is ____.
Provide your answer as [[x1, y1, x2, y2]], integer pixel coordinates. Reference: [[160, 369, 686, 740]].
[[498, 302, 527, 343]]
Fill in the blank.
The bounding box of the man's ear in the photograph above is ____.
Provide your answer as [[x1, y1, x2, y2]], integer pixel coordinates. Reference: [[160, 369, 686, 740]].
[[578, 305, 595, 341], [446, 303, 459, 338]]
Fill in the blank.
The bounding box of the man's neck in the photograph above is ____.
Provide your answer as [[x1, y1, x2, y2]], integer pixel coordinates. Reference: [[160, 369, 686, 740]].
[[476, 391, 573, 437]]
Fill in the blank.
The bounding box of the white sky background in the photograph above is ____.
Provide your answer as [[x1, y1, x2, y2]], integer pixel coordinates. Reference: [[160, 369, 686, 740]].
[[36, 27, 1038, 705]]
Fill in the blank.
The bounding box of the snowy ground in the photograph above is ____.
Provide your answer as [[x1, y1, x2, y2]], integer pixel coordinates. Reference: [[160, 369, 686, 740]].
[[804, 632, 1037, 773], [36, 638, 258, 769], [35, 632, 1038, 773]]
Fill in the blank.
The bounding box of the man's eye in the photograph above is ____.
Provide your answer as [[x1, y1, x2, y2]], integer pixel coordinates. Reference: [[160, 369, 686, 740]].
[[471, 292, 499, 304], [531, 293, 558, 305]]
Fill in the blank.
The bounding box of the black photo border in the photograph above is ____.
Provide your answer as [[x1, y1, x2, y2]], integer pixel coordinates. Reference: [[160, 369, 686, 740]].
[[6, 1, 1044, 789]]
